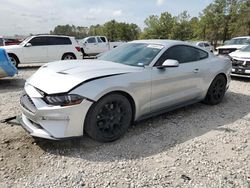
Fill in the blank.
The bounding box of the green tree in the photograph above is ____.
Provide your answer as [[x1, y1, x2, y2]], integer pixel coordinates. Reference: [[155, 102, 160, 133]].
[[141, 12, 176, 39], [171, 11, 193, 40]]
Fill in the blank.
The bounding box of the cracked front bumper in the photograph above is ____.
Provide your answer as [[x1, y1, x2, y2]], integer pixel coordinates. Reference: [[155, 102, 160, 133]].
[[20, 85, 93, 140]]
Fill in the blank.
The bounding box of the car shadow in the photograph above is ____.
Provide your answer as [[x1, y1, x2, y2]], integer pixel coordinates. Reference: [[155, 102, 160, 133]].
[[35, 91, 250, 161]]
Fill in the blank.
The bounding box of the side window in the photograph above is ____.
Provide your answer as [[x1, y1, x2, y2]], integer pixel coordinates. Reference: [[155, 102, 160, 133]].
[[204, 43, 210, 47], [97, 37, 103, 43], [100, 37, 107, 42], [29, 37, 48, 46], [156, 45, 208, 65], [87, 37, 96, 43], [49, 37, 71, 45], [198, 43, 204, 47]]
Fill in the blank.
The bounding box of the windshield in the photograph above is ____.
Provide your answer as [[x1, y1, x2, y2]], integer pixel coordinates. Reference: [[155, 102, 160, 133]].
[[98, 43, 163, 67], [227, 38, 250, 45], [240, 45, 250, 52], [19, 36, 32, 46]]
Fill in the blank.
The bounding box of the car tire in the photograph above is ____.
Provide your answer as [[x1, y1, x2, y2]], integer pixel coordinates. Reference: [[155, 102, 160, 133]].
[[81, 48, 85, 59], [8, 54, 19, 68], [85, 93, 132, 142], [62, 53, 76, 60], [204, 74, 227, 105]]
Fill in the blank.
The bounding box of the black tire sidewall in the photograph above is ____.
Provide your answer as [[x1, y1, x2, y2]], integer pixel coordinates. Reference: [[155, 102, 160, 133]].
[[62, 53, 76, 60], [204, 75, 227, 105], [9, 54, 18, 68], [85, 94, 132, 142]]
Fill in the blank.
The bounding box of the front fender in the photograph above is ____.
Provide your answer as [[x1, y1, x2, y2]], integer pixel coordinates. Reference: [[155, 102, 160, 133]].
[[70, 71, 151, 120]]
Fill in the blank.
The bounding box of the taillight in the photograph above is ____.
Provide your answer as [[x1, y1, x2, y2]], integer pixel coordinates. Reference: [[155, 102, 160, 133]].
[[75, 46, 81, 52]]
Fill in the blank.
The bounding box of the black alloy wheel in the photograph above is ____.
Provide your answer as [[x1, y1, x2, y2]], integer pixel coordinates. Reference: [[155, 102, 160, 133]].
[[204, 75, 227, 105], [85, 93, 132, 142]]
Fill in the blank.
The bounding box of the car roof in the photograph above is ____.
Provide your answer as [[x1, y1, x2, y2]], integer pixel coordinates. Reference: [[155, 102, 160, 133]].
[[232, 36, 250, 39], [130, 39, 186, 48], [32, 35, 74, 38]]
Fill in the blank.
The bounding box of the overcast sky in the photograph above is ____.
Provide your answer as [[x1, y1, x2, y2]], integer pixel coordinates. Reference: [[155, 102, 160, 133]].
[[0, 0, 213, 36]]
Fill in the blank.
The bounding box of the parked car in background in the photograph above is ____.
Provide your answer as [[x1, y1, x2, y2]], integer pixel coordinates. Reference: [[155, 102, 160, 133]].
[[216, 36, 250, 55], [4, 38, 21, 45], [20, 40, 231, 142], [191, 41, 214, 53], [0, 48, 17, 78], [79, 36, 125, 57], [229, 45, 250, 77], [0, 36, 5, 46], [1, 35, 82, 67]]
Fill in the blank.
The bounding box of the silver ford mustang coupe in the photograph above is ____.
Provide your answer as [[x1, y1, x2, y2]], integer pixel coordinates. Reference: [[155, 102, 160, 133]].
[[20, 40, 232, 142]]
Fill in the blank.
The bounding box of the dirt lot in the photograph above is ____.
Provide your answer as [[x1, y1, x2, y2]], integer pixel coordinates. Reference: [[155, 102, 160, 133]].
[[0, 68, 249, 188]]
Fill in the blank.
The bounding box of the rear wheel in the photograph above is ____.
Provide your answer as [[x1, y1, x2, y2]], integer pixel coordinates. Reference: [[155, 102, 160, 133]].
[[8, 54, 19, 68], [85, 94, 132, 142], [204, 75, 227, 105], [62, 53, 76, 60]]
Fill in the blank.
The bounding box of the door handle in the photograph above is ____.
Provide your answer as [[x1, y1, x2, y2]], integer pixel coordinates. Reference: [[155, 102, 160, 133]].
[[193, 68, 200, 73]]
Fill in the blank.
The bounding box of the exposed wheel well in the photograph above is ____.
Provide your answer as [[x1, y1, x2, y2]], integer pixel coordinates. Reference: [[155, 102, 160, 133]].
[[99, 91, 136, 122], [8, 53, 20, 64], [62, 53, 76, 60]]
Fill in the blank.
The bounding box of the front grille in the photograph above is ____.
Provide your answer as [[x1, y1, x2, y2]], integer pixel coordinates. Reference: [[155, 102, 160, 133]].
[[232, 59, 250, 68], [219, 48, 237, 55], [20, 93, 37, 113]]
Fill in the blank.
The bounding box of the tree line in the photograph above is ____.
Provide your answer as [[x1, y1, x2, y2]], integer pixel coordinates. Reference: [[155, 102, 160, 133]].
[[50, 21, 141, 42], [50, 0, 250, 45]]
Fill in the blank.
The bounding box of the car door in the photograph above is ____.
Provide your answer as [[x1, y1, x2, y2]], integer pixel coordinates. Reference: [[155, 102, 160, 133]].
[[84, 37, 98, 55], [47, 36, 72, 61], [150, 45, 208, 113], [96, 36, 109, 53], [22, 37, 48, 63]]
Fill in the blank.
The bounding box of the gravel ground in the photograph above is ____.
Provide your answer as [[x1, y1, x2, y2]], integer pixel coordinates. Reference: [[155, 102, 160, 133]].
[[0, 68, 249, 188]]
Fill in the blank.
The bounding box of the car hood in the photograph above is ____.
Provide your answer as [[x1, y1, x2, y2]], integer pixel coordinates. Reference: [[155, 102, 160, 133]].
[[216, 44, 247, 50], [229, 51, 250, 60], [27, 60, 142, 94], [1, 45, 22, 50]]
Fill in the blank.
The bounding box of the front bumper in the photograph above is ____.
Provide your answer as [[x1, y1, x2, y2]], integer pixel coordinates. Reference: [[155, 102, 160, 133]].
[[231, 58, 250, 78], [20, 85, 93, 140]]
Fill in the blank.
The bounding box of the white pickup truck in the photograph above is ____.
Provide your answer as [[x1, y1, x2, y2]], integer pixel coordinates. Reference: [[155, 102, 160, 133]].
[[79, 36, 125, 57]]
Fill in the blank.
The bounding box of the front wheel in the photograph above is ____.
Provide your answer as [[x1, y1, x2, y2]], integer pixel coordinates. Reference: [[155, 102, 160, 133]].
[[8, 54, 19, 68], [84, 94, 132, 142], [204, 75, 227, 105]]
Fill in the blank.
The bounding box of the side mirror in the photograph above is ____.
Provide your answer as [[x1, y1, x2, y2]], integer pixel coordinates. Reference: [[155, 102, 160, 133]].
[[25, 43, 32, 47], [157, 59, 179, 69]]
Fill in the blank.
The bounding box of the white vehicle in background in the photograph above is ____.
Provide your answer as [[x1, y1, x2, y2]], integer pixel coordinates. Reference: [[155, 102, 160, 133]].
[[216, 36, 250, 56], [229, 45, 250, 77], [79, 36, 125, 57], [191, 41, 214, 53], [1, 35, 82, 67]]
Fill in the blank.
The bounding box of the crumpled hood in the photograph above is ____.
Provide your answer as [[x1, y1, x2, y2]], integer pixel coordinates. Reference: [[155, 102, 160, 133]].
[[216, 44, 247, 50], [229, 51, 250, 60], [27, 60, 142, 94]]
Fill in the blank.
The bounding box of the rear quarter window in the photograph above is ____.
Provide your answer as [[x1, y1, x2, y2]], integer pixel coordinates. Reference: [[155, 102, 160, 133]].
[[49, 37, 72, 45], [100, 37, 107, 42]]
